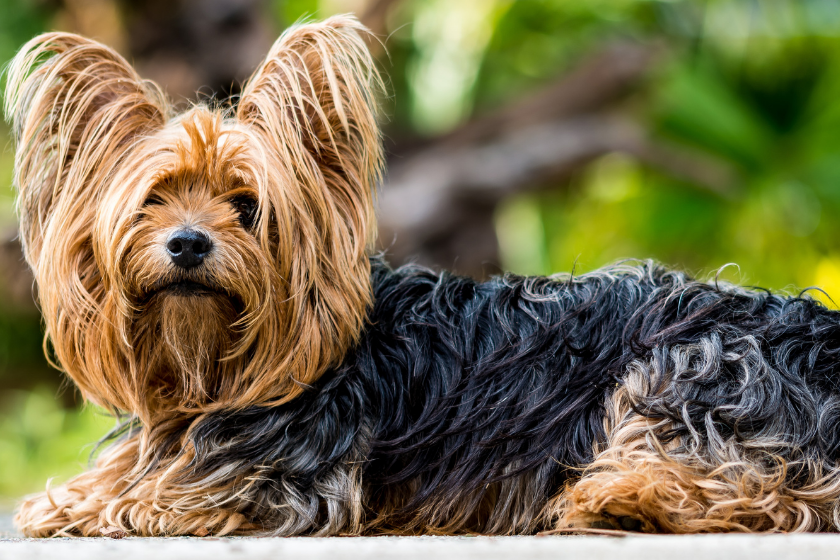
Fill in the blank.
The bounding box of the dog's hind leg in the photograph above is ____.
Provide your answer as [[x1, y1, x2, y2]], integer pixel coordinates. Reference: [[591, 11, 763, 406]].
[[549, 414, 818, 533], [545, 355, 840, 533]]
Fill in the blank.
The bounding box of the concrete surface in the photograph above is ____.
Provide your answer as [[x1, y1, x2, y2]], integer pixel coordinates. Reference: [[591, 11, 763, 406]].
[[3, 514, 840, 560], [1, 513, 16, 539]]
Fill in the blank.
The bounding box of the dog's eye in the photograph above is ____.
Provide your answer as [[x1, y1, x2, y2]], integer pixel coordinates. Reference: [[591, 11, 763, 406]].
[[231, 195, 258, 228], [142, 194, 164, 207]]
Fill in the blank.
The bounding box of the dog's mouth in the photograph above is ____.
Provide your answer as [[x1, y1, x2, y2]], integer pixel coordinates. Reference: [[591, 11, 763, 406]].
[[144, 278, 229, 299], [161, 280, 224, 296], [137, 277, 246, 314]]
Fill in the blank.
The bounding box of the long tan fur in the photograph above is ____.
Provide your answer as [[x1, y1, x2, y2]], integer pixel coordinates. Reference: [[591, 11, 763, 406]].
[[5, 16, 382, 421], [7, 16, 383, 537]]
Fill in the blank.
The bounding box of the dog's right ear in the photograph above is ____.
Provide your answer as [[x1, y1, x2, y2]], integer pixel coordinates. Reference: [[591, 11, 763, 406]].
[[4, 33, 167, 268]]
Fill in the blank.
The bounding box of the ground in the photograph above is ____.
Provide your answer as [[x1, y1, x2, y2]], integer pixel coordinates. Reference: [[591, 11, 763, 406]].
[[3, 514, 840, 559]]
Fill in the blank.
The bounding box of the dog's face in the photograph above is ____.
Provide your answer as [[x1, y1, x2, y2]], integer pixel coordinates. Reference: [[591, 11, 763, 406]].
[[4, 17, 383, 421], [112, 115, 277, 413]]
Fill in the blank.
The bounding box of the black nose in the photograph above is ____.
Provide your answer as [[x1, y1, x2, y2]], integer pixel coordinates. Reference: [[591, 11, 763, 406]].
[[166, 229, 212, 268]]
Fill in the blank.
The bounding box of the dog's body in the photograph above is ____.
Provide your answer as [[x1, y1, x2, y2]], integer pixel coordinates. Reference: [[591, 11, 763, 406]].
[[7, 16, 840, 537], [165, 258, 840, 535]]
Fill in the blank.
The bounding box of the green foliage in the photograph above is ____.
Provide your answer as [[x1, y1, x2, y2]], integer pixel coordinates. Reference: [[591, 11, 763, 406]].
[[0, 0, 46, 227], [0, 0, 50, 67], [0, 127, 15, 227], [0, 389, 113, 508], [481, 0, 840, 301], [273, 0, 320, 26], [475, 0, 653, 110]]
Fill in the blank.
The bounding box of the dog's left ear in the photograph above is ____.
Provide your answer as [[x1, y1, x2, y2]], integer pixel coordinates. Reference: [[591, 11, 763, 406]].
[[237, 15, 382, 249], [236, 15, 383, 398]]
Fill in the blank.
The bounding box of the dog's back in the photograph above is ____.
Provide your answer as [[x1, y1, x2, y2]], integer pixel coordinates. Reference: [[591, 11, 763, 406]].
[[180, 258, 840, 534]]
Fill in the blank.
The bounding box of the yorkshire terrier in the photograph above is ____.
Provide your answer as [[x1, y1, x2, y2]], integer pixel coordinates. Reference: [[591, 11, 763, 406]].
[[7, 15, 840, 537]]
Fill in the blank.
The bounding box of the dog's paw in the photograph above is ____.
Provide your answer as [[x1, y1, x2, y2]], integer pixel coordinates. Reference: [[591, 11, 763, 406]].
[[15, 485, 105, 537]]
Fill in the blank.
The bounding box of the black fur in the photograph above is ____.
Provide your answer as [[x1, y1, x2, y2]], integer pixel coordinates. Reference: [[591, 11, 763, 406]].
[[181, 257, 840, 532]]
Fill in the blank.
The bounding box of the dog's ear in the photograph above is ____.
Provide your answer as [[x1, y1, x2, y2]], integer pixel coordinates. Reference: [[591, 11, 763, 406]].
[[235, 16, 383, 398], [237, 15, 382, 247], [4, 34, 167, 413], [4, 33, 167, 269]]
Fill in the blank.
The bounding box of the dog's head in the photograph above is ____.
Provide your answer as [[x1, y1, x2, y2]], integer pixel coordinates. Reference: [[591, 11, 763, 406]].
[[4, 16, 382, 420]]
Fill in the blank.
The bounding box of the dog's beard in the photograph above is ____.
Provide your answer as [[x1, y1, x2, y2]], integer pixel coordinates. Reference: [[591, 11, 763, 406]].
[[135, 290, 240, 409]]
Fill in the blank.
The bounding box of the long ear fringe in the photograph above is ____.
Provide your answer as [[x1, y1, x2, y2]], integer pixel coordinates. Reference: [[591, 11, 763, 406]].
[[4, 32, 168, 267], [233, 15, 385, 404], [3, 34, 167, 413], [237, 14, 383, 253]]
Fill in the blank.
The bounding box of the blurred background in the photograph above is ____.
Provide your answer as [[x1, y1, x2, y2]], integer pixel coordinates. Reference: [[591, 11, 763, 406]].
[[3, 0, 840, 507]]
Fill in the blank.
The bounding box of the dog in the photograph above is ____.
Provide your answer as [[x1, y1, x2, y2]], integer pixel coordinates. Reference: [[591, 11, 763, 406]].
[[7, 15, 840, 537]]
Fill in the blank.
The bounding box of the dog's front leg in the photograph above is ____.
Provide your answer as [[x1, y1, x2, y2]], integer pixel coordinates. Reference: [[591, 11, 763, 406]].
[[15, 437, 140, 537], [15, 475, 105, 537], [15, 436, 253, 537]]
